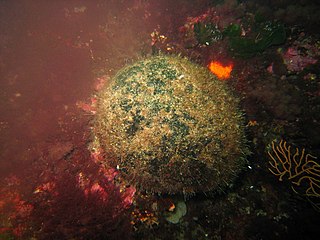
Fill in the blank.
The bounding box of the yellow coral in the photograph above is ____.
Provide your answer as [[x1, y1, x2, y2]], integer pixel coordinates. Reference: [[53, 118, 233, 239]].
[[268, 140, 320, 209]]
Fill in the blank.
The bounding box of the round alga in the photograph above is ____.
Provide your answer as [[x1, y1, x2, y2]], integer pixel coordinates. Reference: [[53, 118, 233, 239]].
[[94, 55, 249, 194]]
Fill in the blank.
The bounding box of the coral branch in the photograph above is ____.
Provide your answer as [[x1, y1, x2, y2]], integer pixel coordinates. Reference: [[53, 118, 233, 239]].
[[268, 140, 320, 209]]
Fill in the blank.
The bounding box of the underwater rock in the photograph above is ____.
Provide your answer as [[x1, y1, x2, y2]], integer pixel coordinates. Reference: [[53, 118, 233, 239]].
[[282, 46, 318, 72], [94, 55, 249, 194]]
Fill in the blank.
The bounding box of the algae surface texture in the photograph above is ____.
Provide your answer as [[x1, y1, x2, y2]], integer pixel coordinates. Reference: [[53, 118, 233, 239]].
[[94, 55, 249, 194]]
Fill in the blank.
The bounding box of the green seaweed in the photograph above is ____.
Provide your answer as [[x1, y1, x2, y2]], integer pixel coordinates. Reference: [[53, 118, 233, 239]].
[[194, 22, 222, 46], [224, 21, 286, 57], [192, 13, 286, 57]]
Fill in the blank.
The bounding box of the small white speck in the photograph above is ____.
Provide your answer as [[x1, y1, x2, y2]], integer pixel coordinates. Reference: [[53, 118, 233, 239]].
[[178, 75, 184, 80]]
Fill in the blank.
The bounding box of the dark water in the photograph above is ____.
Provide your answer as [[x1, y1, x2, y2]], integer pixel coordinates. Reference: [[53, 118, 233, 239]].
[[1, 0, 320, 239]]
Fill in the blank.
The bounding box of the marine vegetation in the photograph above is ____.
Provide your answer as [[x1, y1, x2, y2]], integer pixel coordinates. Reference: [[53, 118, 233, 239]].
[[194, 22, 222, 46], [223, 20, 286, 57], [191, 13, 286, 57]]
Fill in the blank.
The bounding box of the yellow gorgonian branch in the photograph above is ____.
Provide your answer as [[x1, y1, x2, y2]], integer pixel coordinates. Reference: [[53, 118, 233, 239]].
[[268, 140, 320, 200]]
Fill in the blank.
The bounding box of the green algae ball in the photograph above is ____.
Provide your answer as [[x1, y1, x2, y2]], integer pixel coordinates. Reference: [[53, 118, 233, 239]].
[[94, 55, 249, 194]]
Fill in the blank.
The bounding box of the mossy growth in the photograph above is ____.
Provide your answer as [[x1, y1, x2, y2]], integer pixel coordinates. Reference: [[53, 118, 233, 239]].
[[94, 55, 249, 194]]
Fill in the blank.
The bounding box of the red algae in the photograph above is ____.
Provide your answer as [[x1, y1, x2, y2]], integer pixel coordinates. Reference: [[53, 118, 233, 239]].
[[0, 144, 134, 239]]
